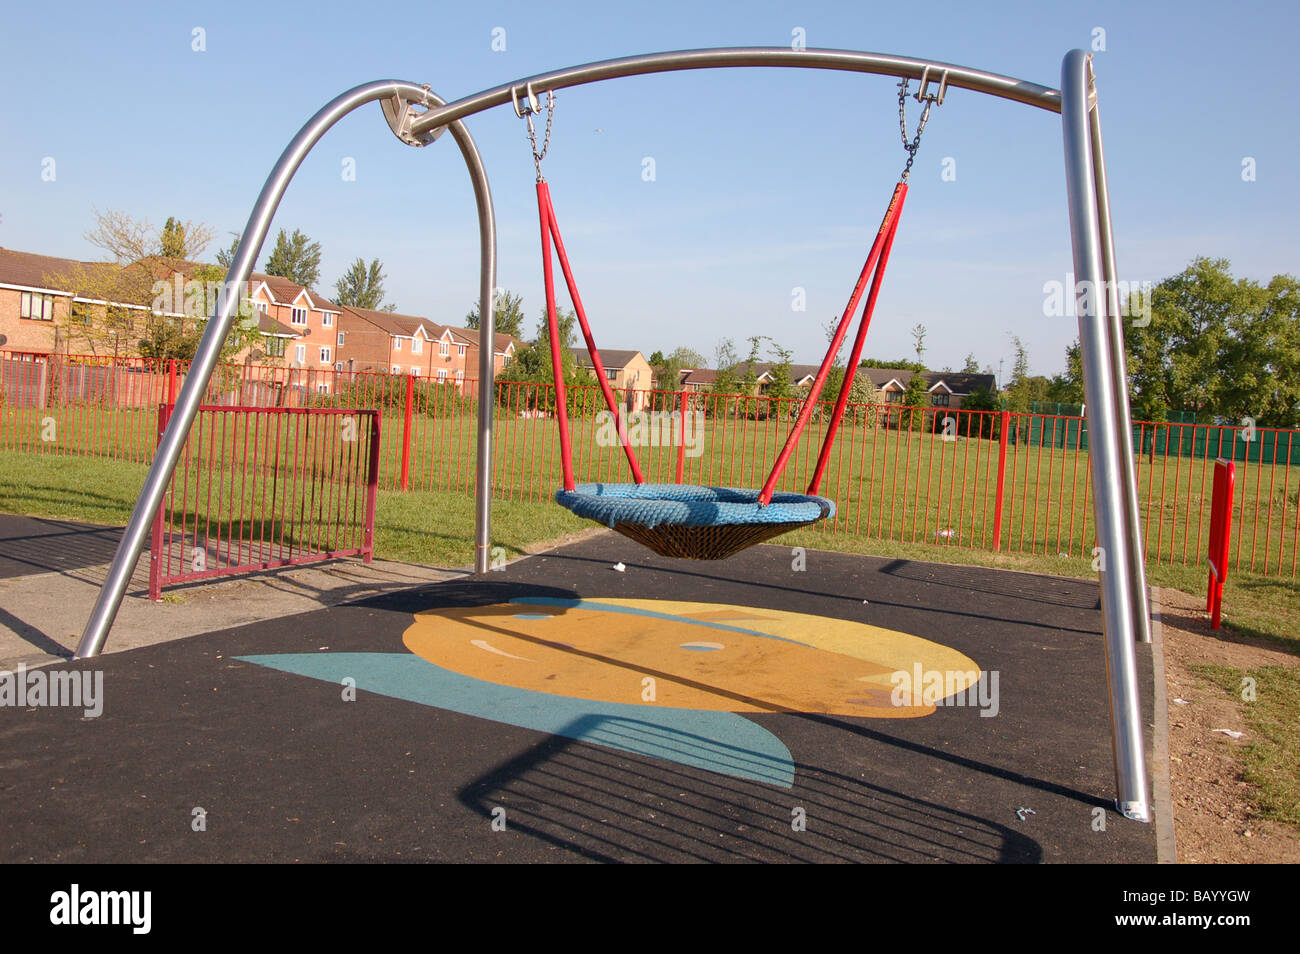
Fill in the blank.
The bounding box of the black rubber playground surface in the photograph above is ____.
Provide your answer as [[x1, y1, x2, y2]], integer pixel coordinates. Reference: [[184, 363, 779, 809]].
[[0, 533, 1158, 863]]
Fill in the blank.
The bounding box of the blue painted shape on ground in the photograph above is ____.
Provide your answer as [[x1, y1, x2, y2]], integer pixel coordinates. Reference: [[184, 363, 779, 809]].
[[508, 597, 810, 646], [237, 652, 794, 788]]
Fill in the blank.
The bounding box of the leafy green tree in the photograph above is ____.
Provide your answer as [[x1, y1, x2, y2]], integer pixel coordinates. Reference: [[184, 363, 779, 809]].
[[961, 386, 1000, 438], [1213, 272, 1300, 428], [161, 217, 187, 259], [1123, 257, 1235, 420], [860, 357, 927, 372], [465, 289, 526, 338], [333, 258, 390, 310], [962, 352, 980, 374], [264, 228, 321, 289], [215, 233, 241, 270], [911, 323, 927, 366], [497, 307, 596, 412], [1046, 339, 1085, 406]]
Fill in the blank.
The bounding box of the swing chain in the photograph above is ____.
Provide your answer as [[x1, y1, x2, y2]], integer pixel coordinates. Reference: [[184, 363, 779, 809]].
[[520, 88, 556, 182], [898, 70, 945, 182]]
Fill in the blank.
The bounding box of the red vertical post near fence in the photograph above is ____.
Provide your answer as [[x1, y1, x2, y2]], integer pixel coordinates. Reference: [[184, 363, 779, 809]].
[[992, 410, 1011, 551], [1207, 458, 1235, 629], [400, 372, 414, 491], [166, 359, 178, 406], [676, 389, 687, 484], [148, 403, 172, 601], [363, 412, 382, 563]]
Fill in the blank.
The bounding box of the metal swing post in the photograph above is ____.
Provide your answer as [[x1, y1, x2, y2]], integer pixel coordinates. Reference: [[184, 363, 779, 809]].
[[1061, 50, 1151, 822]]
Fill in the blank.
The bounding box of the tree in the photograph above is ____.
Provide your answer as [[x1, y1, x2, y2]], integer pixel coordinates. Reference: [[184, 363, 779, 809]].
[[1046, 339, 1085, 406], [860, 357, 927, 372], [497, 307, 598, 413], [911, 323, 927, 366], [962, 352, 980, 374], [215, 233, 242, 270], [961, 386, 1000, 438], [161, 217, 188, 259], [333, 258, 391, 310], [647, 347, 699, 393], [264, 228, 321, 288], [901, 372, 930, 408], [45, 208, 229, 360], [1123, 257, 1300, 428], [465, 289, 525, 338]]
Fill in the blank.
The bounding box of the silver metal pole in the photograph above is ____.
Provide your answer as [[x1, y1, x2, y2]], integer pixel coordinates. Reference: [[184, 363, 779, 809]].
[[1090, 91, 1152, 646], [409, 47, 1063, 138], [1061, 50, 1150, 822], [77, 80, 495, 657], [459, 141, 497, 575]]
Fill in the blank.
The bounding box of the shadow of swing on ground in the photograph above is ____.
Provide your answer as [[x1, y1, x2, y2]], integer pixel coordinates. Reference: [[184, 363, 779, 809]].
[[458, 714, 1042, 864]]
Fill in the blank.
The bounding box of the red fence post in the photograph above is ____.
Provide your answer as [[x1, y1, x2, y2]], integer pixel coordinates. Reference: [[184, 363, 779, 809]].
[[1207, 458, 1235, 629], [166, 359, 177, 406], [676, 389, 687, 484], [363, 410, 381, 563], [400, 372, 414, 491], [992, 410, 1011, 551], [148, 403, 171, 601]]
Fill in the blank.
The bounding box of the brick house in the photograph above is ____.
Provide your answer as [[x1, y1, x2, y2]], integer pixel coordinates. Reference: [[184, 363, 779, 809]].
[[679, 362, 819, 395], [337, 305, 520, 393], [568, 348, 654, 409], [0, 248, 305, 369], [0, 248, 125, 355], [862, 368, 997, 409], [679, 362, 997, 408]]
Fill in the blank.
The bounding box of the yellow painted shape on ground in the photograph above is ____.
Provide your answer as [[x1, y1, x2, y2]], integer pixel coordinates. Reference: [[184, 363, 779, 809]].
[[402, 598, 981, 718]]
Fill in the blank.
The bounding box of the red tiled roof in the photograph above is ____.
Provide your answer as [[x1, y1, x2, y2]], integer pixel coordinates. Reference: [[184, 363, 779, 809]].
[[0, 247, 93, 293], [252, 272, 338, 311]]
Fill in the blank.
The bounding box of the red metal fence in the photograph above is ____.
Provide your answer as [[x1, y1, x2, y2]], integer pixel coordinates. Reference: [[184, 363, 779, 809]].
[[4, 349, 1299, 580], [148, 403, 379, 598]]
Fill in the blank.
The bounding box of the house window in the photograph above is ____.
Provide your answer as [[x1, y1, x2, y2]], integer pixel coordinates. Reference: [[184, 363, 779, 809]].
[[411, 367, 422, 377], [290, 306, 308, 325], [391, 364, 401, 374], [931, 393, 951, 407], [319, 347, 332, 363], [295, 344, 306, 364], [322, 312, 334, 327], [437, 369, 448, 383], [455, 370, 464, 381], [336, 332, 345, 346], [263, 335, 286, 358], [412, 336, 423, 354], [254, 300, 268, 315], [393, 338, 402, 351], [439, 340, 449, 357], [885, 391, 903, 404], [316, 383, 328, 394], [605, 369, 619, 381], [20, 292, 55, 321], [457, 344, 467, 357]]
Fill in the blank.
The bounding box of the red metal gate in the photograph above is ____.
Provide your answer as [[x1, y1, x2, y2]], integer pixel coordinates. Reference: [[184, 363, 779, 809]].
[[149, 404, 380, 599]]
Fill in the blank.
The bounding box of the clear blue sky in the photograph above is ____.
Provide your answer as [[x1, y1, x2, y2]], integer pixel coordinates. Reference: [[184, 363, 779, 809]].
[[2, 0, 1296, 381]]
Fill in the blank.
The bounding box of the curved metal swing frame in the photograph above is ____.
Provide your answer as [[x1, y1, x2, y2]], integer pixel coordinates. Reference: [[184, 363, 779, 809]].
[[76, 47, 1154, 824]]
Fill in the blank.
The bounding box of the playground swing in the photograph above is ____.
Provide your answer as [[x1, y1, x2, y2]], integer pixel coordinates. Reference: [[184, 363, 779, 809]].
[[523, 75, 943, 560]]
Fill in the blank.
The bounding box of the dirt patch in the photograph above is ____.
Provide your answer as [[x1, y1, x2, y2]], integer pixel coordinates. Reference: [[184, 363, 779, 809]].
[[1156, 586, 1300, 863]]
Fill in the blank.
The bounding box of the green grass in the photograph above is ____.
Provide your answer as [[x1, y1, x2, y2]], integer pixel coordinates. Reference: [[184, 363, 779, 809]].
[[0, 449, 584, 569], [8, 399, 1297, 578], [3, 446, 1299, 652], [1192, 664, 1300, 827]]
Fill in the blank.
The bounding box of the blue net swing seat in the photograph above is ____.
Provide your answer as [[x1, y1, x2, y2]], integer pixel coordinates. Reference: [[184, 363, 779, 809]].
[[522, 86, 917, 560], [556, 483, 836, 561]]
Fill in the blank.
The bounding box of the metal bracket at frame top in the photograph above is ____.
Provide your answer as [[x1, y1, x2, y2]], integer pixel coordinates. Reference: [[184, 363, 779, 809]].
[[913, 65, 949, 105], [510, 82, 545, 117], [382, 86, 445, 146]]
